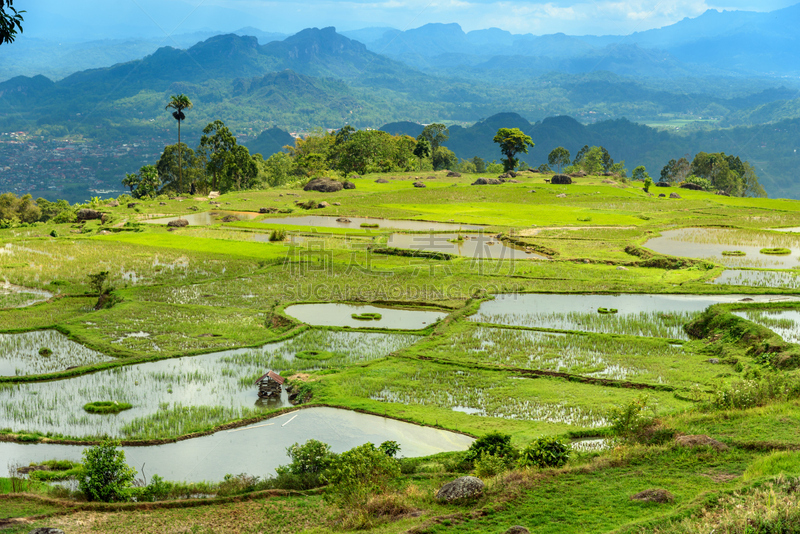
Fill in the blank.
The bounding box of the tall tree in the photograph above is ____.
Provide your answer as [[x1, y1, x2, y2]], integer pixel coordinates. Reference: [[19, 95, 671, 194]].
[[413, 138, 432, 170], [199, 120, 237, 191], [165, 94, 193, 194], [493, 128, 534, 172], [417, 124, 449, 151], [548, 147, 570, 173], [0, 1, 24, 45], [156, 143, 202, 193]]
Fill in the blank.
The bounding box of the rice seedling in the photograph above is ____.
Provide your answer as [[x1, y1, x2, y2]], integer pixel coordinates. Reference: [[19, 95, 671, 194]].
[[351, 313, 382, 321], [712, 269, 800, 288], [721, 250, 746, 256], [597, 307, 618, 314], [760, 247, 791, 255], [733, 309, 800, 343], [83, 401, 133, 414], [0, 330, 113, 376]]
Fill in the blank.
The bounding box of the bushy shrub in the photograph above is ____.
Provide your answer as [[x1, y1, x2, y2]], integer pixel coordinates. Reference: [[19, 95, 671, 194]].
[[608, 395, 666, 444], [139, 474, 172, 501], [710, 375, 800, 410], [78, 440, 137, 502], [474, 452, 508, 478], [274, 439, 336, 490], [323, 442, 401, 508], [518, 436, 571, 468], [463, 431, 516, 467]]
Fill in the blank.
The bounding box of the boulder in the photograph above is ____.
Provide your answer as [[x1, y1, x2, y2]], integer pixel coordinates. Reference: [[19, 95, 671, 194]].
[[528, 169, 540, 173], [707, 358, 720, 364], [680, 183, 703, 191], [528, 190, 536, 193], [505, 527, 530, 534], [655, 181, 671, 187], [336, 217, 351, 223], [498, 173, 511, 179], [716, 190, 730, 196], [317, 201, 331, 209], [304, 177, 343, 193], [350, 174, 360, 180], [413, 182, 426, 188], [159, 202, 167, 206], [556, 193, 567, 198], [630, 489, 674, 503], [76, 208, 103, 221], [447, 171, 461, 177], [259, 207, 278, 214], [669, 193, 681, 199], [569, 171, 587, 177], [188, 206, 199, 211], [221, 215, 239, 223], [506, 179, 520, 183], [28, 529, 66, 534], [675, 434, 728, 451], [208, 191, 221, 199], [106, 200, 120, 207], [551, 174, 572, 185], [332, 202, 341, 206], [167, 219, 188, 228], [375, 178, 389, 183], [435, 476, 485, 502], [616, 266, 628, 271], [343, 180, 356, 190], [472, 178, 502, 185], [658, 194, 666, 198]]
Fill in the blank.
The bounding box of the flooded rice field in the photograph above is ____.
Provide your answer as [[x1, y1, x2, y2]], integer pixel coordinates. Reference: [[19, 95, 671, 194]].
[[0, 284, 53, 309], [470, 293, 798, 339], [0, 407, 473, 482], [284, 303, 448, 329], [260, 215, 481, 231], [734, 309, 800, 344], [145, 211, 261, 226], [0, 330, 113, 376], [645, 228, 800, 268], [712, 270, 800, 288], [0, 331, 419, 438], [387, 233, 547, 260]]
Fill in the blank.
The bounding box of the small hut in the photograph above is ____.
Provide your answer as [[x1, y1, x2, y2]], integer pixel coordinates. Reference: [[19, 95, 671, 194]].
[[255, 370, 285, 399]]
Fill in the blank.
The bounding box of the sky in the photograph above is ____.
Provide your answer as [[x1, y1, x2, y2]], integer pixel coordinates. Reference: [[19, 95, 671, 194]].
[[18, 0, 800, 40]]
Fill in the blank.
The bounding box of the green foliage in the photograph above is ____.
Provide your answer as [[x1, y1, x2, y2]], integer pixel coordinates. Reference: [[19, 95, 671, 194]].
[[38, 347, 52, 357], [710, 375, 800, 411], [334, 130, 416, 176], [660, 157, 690, 183], [122, 165, 161, 199], [378, 440, 401, 458], [281, 439, 336, 476], [493, 127, 534, 172], [644, 176, 653, 192], [269, 229, 286, 241], [432, 146, 458, 171], [0, 0, 24, 45], [417, 123, 449, 151], [78, 440, 137, 502], [0, 192, 41, 223], [139, 474, 173, 501], [474, 451, 508, 478], [323, 442, 401, 509], [464, 431, 516, 466], [87, 270, 109, 295], [156, 143, 203, 194], [518, 436, 571, 468], [633, 165, 651, 182], [83, 401, 133, 414], [608, 395, 659, 443], [683, 174, 712, 191], [261, 152, 296, 187], [687, 151, 766, 197], [352, 312, 382, 320], [200, 120, 258, 192], [548, 146, 571, 173]]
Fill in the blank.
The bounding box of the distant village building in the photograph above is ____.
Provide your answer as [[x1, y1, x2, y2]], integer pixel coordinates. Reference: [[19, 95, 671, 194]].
[[255, 370, 284, 399]]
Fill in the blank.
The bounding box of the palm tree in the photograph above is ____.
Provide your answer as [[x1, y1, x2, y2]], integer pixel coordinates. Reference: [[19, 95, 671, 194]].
[[165, 94, 193, 193]]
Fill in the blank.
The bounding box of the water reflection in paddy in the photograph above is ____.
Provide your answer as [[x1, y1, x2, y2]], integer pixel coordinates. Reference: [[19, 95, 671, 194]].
[[260, 215, 481, 231], [0, 331, 419, 438], [145, 211, 261, 226], [734, 309, 800, 344], [0, 330, 113, 376], [284, 303, 448, 329], [713, 270, 800, 288], [387, 233, 547, 260], [471, 293, 798, 339], [0, 407, 473, 482], [0, 284, 53, 309], [645, 228, 800, 268]]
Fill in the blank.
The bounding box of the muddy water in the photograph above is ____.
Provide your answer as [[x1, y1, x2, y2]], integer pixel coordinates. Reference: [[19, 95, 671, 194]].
[[284, 303, 448, 329], [260, 215, 482, 231], [0, 330, 113, 376], [145, 211, 261, 226], [0, 407, 473, 482], [387, 233, 547, 260], [644, 228, 800, 268]]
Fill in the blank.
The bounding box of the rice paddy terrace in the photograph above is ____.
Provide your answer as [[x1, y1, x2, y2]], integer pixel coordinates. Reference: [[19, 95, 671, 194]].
[[5, 171, 800, 533]]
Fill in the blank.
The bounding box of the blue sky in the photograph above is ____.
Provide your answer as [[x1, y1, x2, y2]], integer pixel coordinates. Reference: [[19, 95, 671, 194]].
[[21, 0, 800, 40]]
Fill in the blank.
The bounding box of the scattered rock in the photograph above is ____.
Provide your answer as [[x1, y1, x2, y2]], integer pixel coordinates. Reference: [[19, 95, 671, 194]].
[[569, 170, 587, 178], [669, 193, 681, 199], [317, 201, 331, 208], [616, 266, 628, 271], [350, 174, 360, 180], [304, 177, 343, 193], [472, 177, 502, 185], [680, 183, 704, 191], [505, 527, 530, 534], [551, 174, 573, 185], [167, 219, 188, 228], [332, 202, 341, 206], [28, 529, 66, 534], [336, 217, 351, 223], [630, 489, 674, 503], [602, 179, 615, 184], [675, 435, 728, 451], [447, 171, 461, 177], [658, 194, 666, 198], [716, 190, 731, 196], [106, 200, 119, 207], [740, 297, 754, 302], [76, 208, 103, 221], [707, 358, 720, 364], [655, 181, 671, 187], [435, 476, 485, 502], [221, 215, 239, 223], [159, 202, 167, 206], [528, 169, 540, 173], [413, 181, 426, 188], [583, 259, 591, 264], [188, 206, 199, 211], [208, 191, 221, 199], [259, 207, 278, 214], [375, 178, 389, 183], [499, 173, 511, 179], [343, 180, 356, 190], [506, 179, 521, 183], [556, 193, 567, 198], [528, 189, 536, 193]]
